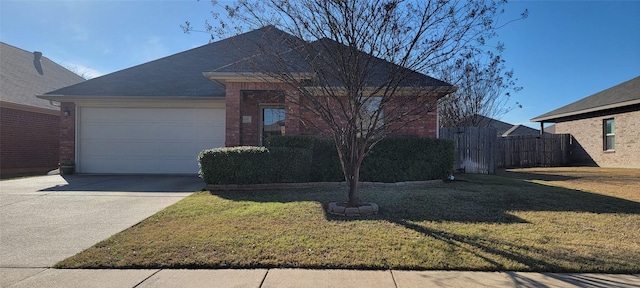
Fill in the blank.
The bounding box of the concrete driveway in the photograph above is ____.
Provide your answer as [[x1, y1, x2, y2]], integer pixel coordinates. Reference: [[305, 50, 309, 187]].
[[0, 175, 201, 283]]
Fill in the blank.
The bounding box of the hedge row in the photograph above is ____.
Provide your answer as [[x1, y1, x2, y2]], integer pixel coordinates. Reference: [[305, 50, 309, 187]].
[[199, 136, 454, 185], [198, 146, 311, 185], [360, 137, 455, 182]]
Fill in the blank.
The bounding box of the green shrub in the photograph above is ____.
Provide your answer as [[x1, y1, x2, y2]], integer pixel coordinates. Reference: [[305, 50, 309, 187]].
[[267, 136, 454, 182], [268, 147, 313, 183], [266, 135, 315, 149], [198, 146, 311, 185], [361, 137, 454, 182], [309, 138, 344, 182], [267, 135, 343, 182], [199, 136, 454, 185]]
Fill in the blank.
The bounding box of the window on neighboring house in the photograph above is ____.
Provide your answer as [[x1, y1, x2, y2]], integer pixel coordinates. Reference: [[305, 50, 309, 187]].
[[604, 118, 615, 151]]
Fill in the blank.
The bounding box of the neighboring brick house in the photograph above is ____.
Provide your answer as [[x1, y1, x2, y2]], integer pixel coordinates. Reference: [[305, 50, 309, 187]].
[[0, 42, 85, 176], [39, 26, 454, 174], [531, 76, 640, 168]]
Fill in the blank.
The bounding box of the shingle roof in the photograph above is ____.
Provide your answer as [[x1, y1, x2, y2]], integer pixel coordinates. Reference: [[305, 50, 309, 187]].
[[531, 76, 640, 122], [501, 124, 541, 137], [309, 38, 452, 88], [445, 114, 541, 136], [42, 26, 295, 99], [211, 36, 452, 89], [1, 42, 84, 110], [41, 26, 452, 100]]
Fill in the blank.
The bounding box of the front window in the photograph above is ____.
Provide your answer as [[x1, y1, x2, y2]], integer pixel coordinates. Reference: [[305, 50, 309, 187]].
[[604, 118, 615, 151], [358, 97, 383, 135], [261, 106, 285, 145]]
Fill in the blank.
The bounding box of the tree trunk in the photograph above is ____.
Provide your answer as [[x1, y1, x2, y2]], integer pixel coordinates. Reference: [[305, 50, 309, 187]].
[[335, 132, 365, 208], [347, 164, 361, 207]]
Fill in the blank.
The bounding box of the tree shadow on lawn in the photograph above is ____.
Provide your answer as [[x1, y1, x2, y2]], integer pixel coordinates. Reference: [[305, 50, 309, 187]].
[[209, 172, 640, 224], [385, 218, 619, 273], [208, 178, 640, 272], [204, 172, 640, 273]]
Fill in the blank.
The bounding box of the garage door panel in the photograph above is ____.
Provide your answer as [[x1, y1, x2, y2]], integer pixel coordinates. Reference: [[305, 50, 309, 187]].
[[82, 123, 224, 141], [79, 106, 225, 174], [81, 157, 195, 174], [82, 140, 225, 157]]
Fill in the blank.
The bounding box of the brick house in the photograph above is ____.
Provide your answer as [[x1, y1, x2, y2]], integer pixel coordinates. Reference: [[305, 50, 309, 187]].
[[531, 76, 640, 168], [39, 26, 454, 174], [0, 42, 85, 176]]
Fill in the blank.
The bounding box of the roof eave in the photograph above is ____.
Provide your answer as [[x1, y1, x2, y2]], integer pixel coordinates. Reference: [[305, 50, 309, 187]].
[[37, 94, 225, 102], [203, 72, 316, 85], [531, 99, 640, 123]]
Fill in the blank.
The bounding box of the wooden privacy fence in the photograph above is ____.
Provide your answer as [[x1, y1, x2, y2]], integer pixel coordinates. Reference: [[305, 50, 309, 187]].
[[497, 133, 571, 168], [440, 127, 572, 174], [439, 127, 497, 174]]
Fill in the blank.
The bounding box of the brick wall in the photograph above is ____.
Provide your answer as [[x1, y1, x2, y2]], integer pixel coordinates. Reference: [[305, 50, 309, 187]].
[[554, 108, 640, 168], [225, 82, 441, 145], [225, 82, 299, 146], [0, 107, 60, 175], [385, 96, 439, 138], [240, 91, 285, 146], [59, 102, 76, 166]]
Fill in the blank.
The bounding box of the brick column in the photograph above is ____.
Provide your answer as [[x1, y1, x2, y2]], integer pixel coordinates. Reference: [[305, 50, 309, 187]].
[[284, 88, 301, 135], [225, 83, 242, 146], [59, 102, 76, 165]]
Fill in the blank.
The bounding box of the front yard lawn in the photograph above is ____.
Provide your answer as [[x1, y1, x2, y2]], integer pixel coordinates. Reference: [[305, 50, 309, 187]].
[[56, 167, 640, 272]]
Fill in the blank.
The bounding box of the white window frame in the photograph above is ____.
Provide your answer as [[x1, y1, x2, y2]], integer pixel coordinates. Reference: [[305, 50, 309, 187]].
[[359, 96, 383, 135], [603, 118, 615, 151]]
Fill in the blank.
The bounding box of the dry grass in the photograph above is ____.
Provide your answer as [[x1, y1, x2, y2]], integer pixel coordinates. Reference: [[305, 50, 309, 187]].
[[500, 167, 640, 202], [55, 167, 640, 272]]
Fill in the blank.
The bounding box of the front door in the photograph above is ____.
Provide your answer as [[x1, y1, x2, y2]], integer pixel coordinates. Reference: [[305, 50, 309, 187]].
[[261, 106, 285, 145]]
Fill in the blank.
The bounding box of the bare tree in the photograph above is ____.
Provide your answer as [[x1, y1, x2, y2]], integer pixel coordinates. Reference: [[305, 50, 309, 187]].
[[186, 0, 517, 207], [437, 7, 528, 128], [437, 43, 523, 128], [65, 65, 92, 80]]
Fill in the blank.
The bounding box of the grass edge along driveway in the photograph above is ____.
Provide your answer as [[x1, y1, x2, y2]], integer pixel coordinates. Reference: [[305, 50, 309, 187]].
[[56, 167, 640, 273]]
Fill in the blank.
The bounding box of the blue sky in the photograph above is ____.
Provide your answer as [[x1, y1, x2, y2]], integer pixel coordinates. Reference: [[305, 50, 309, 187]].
[[1, 1, 638, 128]]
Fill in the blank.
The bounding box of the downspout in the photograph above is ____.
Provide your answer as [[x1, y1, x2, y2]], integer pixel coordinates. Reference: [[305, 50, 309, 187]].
[[436, 107, 440, 138]]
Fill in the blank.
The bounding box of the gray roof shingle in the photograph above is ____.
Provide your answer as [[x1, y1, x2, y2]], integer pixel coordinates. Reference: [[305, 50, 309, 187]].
[[42, 26, 452, 100], [42, 26, 308, 98], [448, 114, 540, 136], [531, 76, 640, 122], [212, 36, 452, 88], [1, 42, 84, 110]]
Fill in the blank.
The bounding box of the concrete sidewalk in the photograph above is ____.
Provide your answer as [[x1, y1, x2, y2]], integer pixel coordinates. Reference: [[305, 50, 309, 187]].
[[2, 268, 639, 287]]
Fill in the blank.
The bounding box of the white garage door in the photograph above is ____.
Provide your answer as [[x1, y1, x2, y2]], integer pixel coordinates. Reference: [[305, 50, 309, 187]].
[[79, 106, 225, 174]]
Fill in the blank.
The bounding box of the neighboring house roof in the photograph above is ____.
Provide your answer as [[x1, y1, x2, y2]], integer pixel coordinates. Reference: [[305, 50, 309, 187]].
[[531, 76, 640, 122], [501, 124, 541, 137], [0, 42, 84, 111], [445, 114, 540, 137], [41, 26, 452, 101]]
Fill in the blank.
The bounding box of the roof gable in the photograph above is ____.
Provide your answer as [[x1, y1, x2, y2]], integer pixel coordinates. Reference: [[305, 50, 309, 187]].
[[42, 26, 298, 99], [531, 76, 640, 122], [44, 26, 451, 100], [0, 42, 84, 110], [209, 35, 452, 89]]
